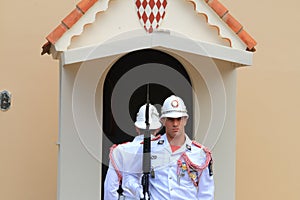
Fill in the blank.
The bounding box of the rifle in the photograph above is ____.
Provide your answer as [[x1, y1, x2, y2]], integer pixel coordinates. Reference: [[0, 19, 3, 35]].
[[141, 84, 151, 200]]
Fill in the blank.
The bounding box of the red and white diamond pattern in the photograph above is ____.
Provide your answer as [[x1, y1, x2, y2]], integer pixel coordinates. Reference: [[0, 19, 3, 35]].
[[135, 0, 168, 33]]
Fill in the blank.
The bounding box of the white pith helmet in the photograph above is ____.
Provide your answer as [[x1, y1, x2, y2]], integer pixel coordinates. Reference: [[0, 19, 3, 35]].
[[160, 95, 188, 119], [135, 104, 162, 130]]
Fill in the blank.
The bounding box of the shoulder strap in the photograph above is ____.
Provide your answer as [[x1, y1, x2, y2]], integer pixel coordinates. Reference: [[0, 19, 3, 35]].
[[140, 134, 161, 144]]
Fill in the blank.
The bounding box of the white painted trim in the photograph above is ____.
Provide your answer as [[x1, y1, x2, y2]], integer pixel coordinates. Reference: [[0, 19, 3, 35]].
[[193, 0, 247, 50], [54, 0, 110, 51], [57, 60, 63, 200], [61, 30, 253, 66], [52, 0, 248, 53]]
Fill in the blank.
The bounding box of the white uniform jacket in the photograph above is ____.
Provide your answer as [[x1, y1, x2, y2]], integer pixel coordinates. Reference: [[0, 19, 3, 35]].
[[123, 134, 214, 200], [104, 135, 156, 200]]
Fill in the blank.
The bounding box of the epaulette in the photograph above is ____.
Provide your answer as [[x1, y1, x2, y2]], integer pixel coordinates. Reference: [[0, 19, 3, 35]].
[[110, 144, 118, 152], [152, 135, 161, 141], [140, 135, 161, 144], [192, 141, 211, 154], [120, 141, 129, 145], [109, 141, 129, 151], [192, 140, 203, 149]]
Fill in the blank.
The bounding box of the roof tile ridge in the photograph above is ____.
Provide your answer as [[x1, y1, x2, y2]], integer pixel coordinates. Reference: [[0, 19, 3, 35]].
[[42, 0, 98, 55], [77, 0, 98, 13], [205, 0, 257, 51]]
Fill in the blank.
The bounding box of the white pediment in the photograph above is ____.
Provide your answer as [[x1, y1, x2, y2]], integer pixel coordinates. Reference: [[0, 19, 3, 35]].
[[53, 0, 247, 54]]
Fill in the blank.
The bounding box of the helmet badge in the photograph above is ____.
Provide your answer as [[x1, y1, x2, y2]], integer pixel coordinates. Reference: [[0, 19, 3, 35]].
[[171, 100, 179, 108]]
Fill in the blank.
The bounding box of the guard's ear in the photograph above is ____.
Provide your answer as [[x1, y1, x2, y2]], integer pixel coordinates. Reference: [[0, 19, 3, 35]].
[[160, 118, 166, 125], [182, 116, 188, 125]]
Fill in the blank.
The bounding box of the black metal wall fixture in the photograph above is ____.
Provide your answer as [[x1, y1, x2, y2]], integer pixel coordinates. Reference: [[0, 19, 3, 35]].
[[0, 90, 11, 111]]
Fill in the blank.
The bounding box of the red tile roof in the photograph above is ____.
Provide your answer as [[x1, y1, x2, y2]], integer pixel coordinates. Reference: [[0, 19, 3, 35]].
[[205, 0, 256, 51], [41, 0, 257, 55]]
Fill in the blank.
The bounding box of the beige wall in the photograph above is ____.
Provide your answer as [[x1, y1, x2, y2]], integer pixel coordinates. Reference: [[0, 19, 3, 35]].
[[231, 0, 300, 199], [0, 0, 299, 200], [0, 1, 74, 200]]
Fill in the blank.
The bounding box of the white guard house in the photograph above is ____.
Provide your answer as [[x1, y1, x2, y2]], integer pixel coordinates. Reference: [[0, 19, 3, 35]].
[[42, 0, 257, 199]]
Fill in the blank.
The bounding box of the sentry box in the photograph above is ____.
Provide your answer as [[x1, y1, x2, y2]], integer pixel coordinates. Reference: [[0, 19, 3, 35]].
[[42, 0, 256, 199]]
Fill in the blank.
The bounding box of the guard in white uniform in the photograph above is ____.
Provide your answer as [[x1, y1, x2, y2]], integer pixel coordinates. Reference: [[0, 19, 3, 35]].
[[104, 104, 162, 200], [123, 95, 214, 200]]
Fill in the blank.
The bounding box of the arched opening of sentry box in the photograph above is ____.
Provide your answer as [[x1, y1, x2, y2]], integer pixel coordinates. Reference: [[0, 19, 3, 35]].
[[58, 29, 247, 200], [101, 49, 192, 199]]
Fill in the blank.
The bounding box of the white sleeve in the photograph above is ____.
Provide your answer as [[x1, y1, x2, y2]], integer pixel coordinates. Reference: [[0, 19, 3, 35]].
[[123, 172, 142, 197], [104, 162, 120, 200], [121, 143, 144, 199], [197, 167, 215, 199]]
